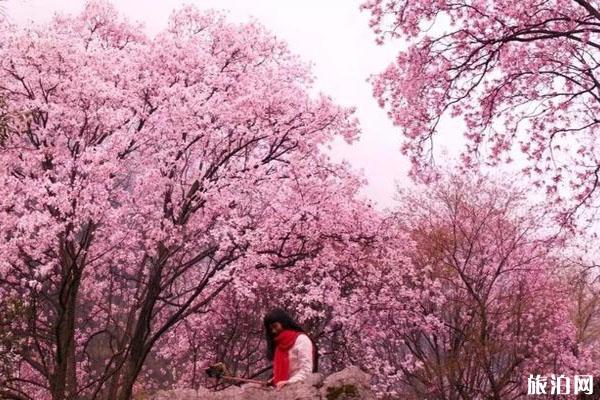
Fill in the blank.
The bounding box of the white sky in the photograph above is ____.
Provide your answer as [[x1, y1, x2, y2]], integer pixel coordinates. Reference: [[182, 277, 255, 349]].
[[4, 0, 465, 208]]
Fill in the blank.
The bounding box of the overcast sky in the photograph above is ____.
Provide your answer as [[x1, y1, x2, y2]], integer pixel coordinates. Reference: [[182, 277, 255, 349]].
[[4, 0, 465, 208]]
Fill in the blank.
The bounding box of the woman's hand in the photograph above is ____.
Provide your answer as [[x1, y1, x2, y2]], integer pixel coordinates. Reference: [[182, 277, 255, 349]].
[[275, 380, 288, 390]]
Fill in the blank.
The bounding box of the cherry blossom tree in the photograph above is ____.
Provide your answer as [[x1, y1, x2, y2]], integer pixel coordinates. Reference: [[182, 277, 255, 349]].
[[363, 0, 600, 222], [0, 296, 28, 399], [569, 269, 600, 350], [155, 204, 384, 391], [0, 2, 371, 399], [350, 175, 597, 399]]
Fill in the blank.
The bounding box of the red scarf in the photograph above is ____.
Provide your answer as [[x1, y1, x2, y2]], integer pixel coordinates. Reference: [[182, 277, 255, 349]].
[[273, 329, 301, 384]]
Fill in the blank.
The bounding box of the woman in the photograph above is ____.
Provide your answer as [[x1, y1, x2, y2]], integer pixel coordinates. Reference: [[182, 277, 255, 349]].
[[263, 309, 318, 390]]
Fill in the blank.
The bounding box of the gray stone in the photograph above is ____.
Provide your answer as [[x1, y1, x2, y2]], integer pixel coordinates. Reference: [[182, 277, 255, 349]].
[[149, 367, 375, 400], [320, 366, 376, 400]]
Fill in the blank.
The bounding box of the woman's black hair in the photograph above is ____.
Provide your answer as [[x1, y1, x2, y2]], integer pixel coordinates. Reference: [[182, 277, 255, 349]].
[[263, 308, 319, 372]]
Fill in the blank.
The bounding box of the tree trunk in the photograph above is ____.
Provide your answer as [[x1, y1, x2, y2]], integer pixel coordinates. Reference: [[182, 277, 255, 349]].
[[51, 265, 81, 400]]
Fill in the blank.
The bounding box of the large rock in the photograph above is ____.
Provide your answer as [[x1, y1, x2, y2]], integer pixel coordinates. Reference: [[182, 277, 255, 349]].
[[320, 367, 375, 400], [150, 366, 376, 400]]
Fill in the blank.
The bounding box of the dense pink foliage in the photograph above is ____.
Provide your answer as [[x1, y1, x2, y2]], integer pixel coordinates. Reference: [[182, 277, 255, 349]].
[[154, 176, 600, 399], [345, 176, 600, 398], [363, 0, 600, 222], [1, 1, 599, 399], [0, 2, 371, 399]]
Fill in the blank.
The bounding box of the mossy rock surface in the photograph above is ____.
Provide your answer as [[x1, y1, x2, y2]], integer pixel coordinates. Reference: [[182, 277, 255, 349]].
[[325, 383, 359, 400], [150, 366, 376, 399]]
